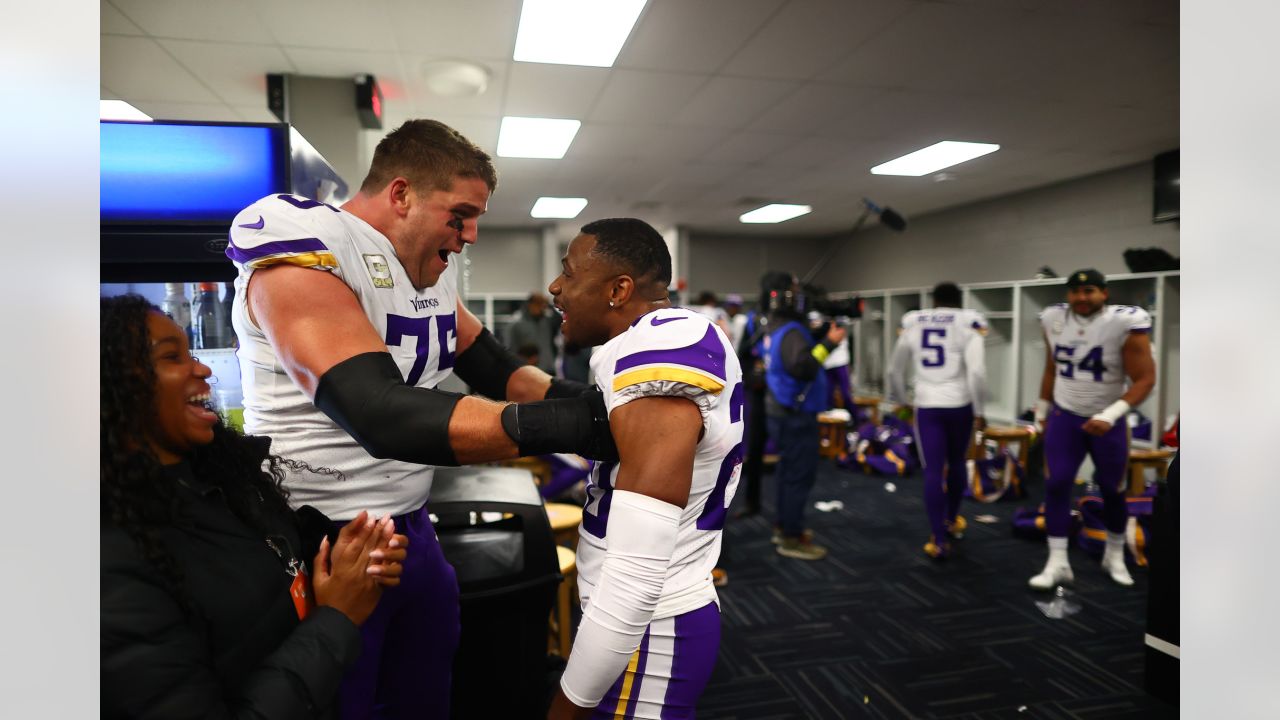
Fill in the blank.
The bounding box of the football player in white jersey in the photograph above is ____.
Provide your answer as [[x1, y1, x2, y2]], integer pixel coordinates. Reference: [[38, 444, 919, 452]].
[[226, 120, 615, 720], [1029, 269, 1156, 590], [888, 282, 988, 559], [545, 219, 743, 720]]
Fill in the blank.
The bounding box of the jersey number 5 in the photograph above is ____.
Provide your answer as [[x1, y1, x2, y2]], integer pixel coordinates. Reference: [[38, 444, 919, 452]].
[[921, 328, 947, 367]]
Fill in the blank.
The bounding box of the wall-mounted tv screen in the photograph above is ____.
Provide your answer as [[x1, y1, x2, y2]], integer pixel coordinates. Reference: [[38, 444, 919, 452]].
[[101, 121, 288, 224]]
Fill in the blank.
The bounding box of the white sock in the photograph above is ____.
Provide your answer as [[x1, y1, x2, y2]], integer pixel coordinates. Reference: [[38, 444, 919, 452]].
[[1104, 532, 1125, 561], [1047, 536, 1069, 565]]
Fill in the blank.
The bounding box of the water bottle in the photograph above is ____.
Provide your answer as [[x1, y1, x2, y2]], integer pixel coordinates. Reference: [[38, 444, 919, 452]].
[[221, 282, 238, 348], [160, 283, 191, 343], [191, 282, 229, 349]]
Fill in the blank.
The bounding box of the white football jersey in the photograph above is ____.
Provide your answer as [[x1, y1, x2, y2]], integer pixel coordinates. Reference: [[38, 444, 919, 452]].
[[227, 193, 460, 520], [1041, 303, 1151, 416], [895, 308, 988, 410], [578, 308, 744, 620]]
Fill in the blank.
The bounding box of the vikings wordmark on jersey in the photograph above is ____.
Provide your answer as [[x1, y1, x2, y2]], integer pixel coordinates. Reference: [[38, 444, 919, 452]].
[[227, 193, 459, 519]]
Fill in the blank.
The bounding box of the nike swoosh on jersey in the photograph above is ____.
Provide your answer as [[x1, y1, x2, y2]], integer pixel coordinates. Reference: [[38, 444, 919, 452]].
[[651, 316, 686, 326], [238, 216, 265, 229]]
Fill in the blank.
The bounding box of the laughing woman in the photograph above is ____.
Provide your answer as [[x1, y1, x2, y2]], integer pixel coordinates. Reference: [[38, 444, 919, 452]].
[[101, 294, 408, 719]]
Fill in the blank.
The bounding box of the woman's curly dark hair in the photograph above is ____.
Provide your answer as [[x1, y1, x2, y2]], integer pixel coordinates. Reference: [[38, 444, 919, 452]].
[[101, 294, 299, 607]]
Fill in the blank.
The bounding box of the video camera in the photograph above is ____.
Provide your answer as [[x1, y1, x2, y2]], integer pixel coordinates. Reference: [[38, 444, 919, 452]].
[[760, 272, 864, 324], [811, 295, 864, 323]]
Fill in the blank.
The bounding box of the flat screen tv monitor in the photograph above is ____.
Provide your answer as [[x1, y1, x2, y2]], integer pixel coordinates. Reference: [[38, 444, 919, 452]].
[[101, 120, 289, 225], [1153, 149, 1179, 223]]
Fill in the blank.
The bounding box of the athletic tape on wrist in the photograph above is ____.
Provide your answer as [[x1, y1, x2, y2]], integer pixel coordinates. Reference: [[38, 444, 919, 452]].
[[1092, 399, 1130, 426]]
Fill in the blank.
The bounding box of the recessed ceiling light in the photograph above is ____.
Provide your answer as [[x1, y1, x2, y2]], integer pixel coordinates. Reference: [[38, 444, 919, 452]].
[[531, 197, 588, 219], [497, 116, 582, 159], [514, 0, 648, 67], [100, 100, 151, 122], [870, 141, 1000, 176], [739, 204, 812, 224]]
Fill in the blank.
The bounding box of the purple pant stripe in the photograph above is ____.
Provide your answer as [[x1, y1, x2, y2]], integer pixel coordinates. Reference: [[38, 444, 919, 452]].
[[1043, 405, 1131, 537], [660, 603, 721, 719], [915, 405, 974, 543], [330, 504, 460, 720]]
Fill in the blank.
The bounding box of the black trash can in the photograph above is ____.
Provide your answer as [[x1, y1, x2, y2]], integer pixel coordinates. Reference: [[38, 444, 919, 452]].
[[432, 467, 562, 720]]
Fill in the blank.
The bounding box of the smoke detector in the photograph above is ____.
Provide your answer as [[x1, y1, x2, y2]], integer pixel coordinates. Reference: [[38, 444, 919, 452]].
[[420, 60, 490, 97]]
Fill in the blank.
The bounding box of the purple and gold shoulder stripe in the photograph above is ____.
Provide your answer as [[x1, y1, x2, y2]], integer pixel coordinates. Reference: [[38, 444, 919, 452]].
[[613, 325, 727, 394], [225, 237, 338, 270]]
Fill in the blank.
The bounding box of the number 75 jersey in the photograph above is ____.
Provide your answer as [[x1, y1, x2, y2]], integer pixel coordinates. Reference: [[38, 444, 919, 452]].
[[577, 308, 744, 620], [1041, 304, 1151, 417], [225, 193, 459, 519]]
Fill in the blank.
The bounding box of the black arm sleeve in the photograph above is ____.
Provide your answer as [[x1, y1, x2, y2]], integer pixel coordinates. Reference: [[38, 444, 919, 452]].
[[545, 377, 591, 398], [454, 327, 526, 400], [780, 328, 830, 382], [313, 352, 463, 466]]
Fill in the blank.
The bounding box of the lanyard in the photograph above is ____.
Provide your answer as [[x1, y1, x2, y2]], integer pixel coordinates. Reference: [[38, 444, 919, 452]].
[[264, 534, 314, 620], [264, 535, 306, 577]]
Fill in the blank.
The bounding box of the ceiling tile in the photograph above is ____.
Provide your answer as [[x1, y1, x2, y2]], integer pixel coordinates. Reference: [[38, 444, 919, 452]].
[[587, 70, 708, 124], [697, 132, 803, 164], [254, 0, 394, 51], [504, 63, 610, 119], [746, 83, 887, 136], [721, 0, 912, 80], [617, 0, 785, 73], [385, 0, 521, 61], [159, 40, 294, 106], [282, 47, 403, 81], [101, 35, 220, 104], [671, 76, 799, 129], [816, 2, 1043, 95], [111, 0, 275, 44], [101, 1, 144, 35]]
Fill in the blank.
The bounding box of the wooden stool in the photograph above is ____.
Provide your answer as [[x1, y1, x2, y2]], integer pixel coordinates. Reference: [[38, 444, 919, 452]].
[[495, 456, 551, 488], [853, 396, 882, 426], [816, 411, 850, 459], [1128, 448, 1174, 497], [545, 502, 583, 549], [978, 425, 1035, 496], [549, 545, 577, 658]]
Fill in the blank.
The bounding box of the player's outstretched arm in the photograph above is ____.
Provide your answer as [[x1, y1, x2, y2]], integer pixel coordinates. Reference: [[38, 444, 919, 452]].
[[248, 266, 613, 466], [452, 303, 589, 403], [553, 396, 700, 716]]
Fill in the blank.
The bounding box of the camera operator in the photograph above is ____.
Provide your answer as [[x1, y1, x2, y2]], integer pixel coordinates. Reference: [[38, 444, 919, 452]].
[[760, 272, 848, 561]]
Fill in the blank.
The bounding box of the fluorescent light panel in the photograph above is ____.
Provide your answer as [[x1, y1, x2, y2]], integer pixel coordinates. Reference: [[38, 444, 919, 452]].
[[100, 100, 152, 122], [739, 204, 812, 224], [531, 196, 588, 219], [514, 0, 647, 67], [497, 116, 582, 158], [870, 141, 1000, 176]]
